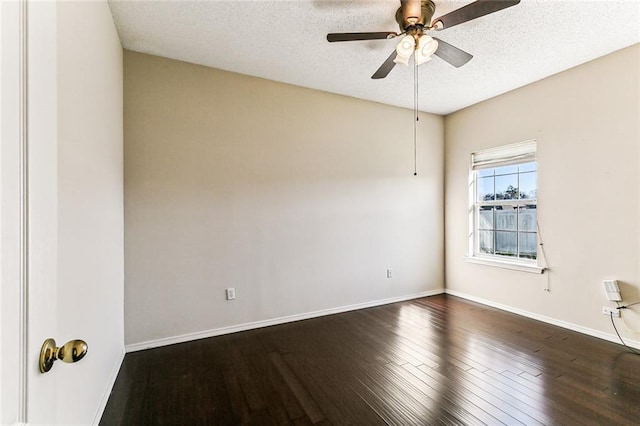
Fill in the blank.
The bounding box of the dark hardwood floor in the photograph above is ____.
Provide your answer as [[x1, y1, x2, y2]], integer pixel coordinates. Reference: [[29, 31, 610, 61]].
[[101, 295, 640, 425]]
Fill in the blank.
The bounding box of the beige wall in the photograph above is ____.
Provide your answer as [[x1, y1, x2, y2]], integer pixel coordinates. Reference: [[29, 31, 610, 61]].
[[445, 44, 640, 344], [124, 52, 445, 346]]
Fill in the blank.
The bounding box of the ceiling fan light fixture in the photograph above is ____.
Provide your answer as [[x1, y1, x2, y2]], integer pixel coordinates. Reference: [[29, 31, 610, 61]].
[[393, 53, 410, 66], [415, 35, 438, 65], [393, 35, 415, 66]]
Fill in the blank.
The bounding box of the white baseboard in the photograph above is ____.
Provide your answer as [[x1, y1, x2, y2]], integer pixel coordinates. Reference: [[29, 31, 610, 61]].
[[445, 289, 640, 350], [126, 289, 446, 352], [92, 346, 126, 425]]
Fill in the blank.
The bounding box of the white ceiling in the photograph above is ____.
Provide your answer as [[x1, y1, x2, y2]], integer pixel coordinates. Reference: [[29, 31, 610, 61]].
[[108, 0, 640, 115]]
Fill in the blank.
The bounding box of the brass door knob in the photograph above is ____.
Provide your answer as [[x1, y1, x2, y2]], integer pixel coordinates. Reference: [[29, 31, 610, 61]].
[[39, 338, 88, 373]]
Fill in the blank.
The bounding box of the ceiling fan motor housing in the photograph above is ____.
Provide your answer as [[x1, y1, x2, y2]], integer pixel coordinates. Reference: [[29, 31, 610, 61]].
[[396, 0, 436, 30]]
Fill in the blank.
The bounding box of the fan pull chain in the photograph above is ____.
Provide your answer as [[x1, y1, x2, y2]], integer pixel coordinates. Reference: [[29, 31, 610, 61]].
[[413, 58, 418, 176]]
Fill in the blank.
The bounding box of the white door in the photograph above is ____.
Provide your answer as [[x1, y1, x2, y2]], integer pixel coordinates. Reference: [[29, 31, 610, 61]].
[[25, 1, 65, 423], [2, 1, 125, 424], [2, 2, 71, 423]]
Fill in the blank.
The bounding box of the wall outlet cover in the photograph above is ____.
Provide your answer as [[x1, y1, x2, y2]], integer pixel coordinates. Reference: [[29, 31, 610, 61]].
[[602, 306, 620, 318], [226, 288, 236, 300]]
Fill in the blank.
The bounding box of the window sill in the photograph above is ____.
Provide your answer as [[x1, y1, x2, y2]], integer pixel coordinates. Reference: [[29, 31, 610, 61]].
[[466, 256, 545, 274]]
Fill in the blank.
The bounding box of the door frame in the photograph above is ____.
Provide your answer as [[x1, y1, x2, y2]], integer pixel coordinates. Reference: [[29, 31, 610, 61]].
[[1, 0, 29, 423], [3, 1, 61, 423]]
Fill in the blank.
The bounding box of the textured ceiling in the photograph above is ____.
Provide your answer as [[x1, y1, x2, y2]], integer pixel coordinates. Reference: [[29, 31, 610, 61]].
[[109, 0, 640, 115]]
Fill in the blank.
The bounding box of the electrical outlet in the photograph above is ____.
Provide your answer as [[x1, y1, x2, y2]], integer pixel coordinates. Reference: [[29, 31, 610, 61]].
[[226, 288, 236, 300], [602, 306, 620, 318], [386, 268, 393, 279]]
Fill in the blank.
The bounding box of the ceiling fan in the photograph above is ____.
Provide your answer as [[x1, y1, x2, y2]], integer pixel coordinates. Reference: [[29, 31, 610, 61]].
[[327, 0, 520, 79]]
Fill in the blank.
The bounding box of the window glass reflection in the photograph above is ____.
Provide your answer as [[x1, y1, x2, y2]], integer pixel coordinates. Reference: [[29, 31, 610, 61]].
[[477, 176, 494, 202], [496, 231, 517, 257]]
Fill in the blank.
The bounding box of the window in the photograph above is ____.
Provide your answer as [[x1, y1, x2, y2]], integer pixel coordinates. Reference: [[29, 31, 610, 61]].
[[468, 140, 543, 273]]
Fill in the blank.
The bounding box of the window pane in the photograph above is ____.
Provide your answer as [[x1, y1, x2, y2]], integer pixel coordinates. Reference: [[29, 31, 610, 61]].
[[478, 207, 494, 230], [495, 165, 518, 175], [495, 174, 518, 200], [518, 207, 536, 232], [472, 154, 538, 261], [495, 231, 517, 257], [519, 162, 536, 173], [477, 168, 494, 178], [477, 176, 494, 201], [478, 230, 493, 254], [519, 171, 537, 199], [495, 207, 517, 231], [519, 232, 537, 259]]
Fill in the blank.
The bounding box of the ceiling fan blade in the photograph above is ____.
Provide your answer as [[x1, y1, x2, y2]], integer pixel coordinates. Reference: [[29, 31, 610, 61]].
[[371, 50, 398, 80], [433, 38, 473, 68], [327, 32, 398, 42], [431, 0, 520, 30]]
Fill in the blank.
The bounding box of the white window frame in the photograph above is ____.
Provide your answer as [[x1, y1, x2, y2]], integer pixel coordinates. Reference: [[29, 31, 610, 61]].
[[466, 140, 544, 274]]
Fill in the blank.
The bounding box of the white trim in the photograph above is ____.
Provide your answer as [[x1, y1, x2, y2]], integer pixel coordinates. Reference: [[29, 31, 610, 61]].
[[479, 199, 537, 208], [465, 256, 545, 274], [1, 2, 28, 424], [18, 1, 29, 422], [446, 289, 640, 350], [126, 289, 445, 352], [91, 347, 125, 426]]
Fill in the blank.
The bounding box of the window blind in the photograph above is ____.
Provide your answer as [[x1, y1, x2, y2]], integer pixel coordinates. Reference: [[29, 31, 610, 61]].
[[471, 139, 536, 170]]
